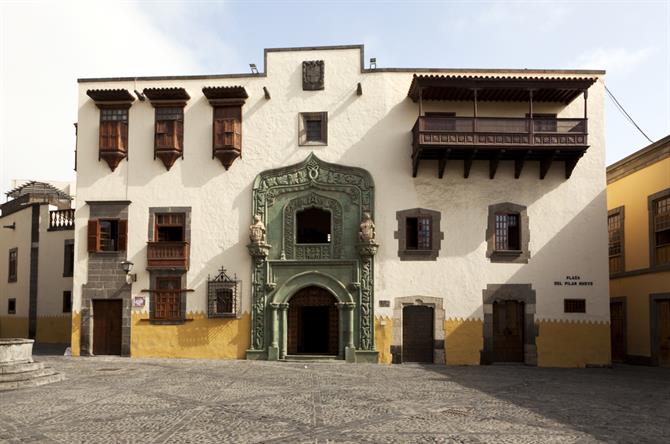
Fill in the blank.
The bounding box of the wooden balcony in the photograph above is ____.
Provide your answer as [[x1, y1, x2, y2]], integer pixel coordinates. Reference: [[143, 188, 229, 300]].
[[411, 116, 589, 179], [147, 241, 189, 270]]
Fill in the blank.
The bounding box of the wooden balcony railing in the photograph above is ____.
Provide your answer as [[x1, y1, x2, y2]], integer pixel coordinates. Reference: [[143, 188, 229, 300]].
[[411, 116, 589, 179], [147, 241, 189, 270], [48, 209, 75, 231]]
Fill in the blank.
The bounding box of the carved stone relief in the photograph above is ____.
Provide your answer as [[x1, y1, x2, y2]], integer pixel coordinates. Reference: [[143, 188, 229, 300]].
[[302, 60, 325, 90]]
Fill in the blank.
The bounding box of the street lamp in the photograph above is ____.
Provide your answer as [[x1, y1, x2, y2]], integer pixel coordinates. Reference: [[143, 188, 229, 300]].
[[120, 260, 135, 284]]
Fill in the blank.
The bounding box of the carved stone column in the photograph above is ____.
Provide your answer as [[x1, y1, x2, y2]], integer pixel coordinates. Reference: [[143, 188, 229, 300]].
[[246, 242, 271, 360], [357, 242, 378, 352], [268, 302, 280, 360], [337, 302, 356, 362], [279, 303, 288, 359]]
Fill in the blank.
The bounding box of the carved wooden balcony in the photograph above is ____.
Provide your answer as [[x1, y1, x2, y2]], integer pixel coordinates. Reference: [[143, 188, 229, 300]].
[[147, 241, 189, 270], [411, 116, 589, 179], [99, 121, 128, 171], [48, 209, 75, 231]]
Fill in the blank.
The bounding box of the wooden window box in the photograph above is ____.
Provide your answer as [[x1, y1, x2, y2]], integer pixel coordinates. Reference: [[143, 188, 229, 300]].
[[213, 107, 242, 170], [146, 241, 190, 270], [98, 109, 129, 171]]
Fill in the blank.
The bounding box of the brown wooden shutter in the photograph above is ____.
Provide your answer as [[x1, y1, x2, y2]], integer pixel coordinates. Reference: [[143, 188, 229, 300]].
[[99, 122, 112, 151], [87, 219, 100, 252], [118, 220, 128, 251], [175, 119, 184, 151], [119, 121, 128, 152]]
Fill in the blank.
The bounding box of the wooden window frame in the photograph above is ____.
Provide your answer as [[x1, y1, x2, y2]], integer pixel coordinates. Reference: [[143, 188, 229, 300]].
[[649, 189, 670, 267], [395, 208, 443, 261], [98, 106, 129, 154], [62, 291, 72, 313], [149, 273, 187, 324], [486, 202, 530, 263], [7, 298, 16, 315], [494, 213, 521, 252], [154, 213, 186, 242], [8, 248, 17, 283], [154, 107, 184, 154], [299, 112, 328, 146], [87, 218, 127, 253], [608, 206, 625, 275]]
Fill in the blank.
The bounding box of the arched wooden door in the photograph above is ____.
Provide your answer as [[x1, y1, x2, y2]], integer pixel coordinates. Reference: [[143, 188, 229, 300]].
[[287, 286, 339, 355]]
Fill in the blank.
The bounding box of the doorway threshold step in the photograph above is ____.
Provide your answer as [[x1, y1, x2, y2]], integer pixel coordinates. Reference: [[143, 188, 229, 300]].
[[283, 355, 343, 362]]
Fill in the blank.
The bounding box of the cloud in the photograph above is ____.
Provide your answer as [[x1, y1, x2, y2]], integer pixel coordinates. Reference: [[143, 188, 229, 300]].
[[0, 1, 205, 194], [576, 47, 655, 74]]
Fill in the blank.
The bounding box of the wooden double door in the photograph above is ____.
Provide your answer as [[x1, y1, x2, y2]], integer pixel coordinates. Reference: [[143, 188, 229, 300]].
[[492, 300, 524, 363], [610, 301, 626, 362], [287, 287, 339, 355], [93, 299, 122, 356]]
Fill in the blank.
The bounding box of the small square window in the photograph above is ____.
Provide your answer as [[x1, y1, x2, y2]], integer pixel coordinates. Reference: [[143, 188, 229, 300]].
[[299, 112, 327, 146], [62, 291, 72, 313], [7, 298, 16, 315], [395, 208, 442, 261]]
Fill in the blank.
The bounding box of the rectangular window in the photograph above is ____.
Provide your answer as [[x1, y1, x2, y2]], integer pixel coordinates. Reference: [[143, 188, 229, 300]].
[[608, 210, 624, 273], [207, 269, 240, 318], [495, 214, 520, 251], [305, 120, 322, 141], [213, 106, 242, 151], [155, 107, 184, 151], [7, 298, 16, 315], [154, 277, 181, 321], [406, 217, 432, 250], [8, 248, 17, 282], [564, 299, 586, 313], [63, 240, 74, 277], [87, 219, 127, 253], [216, 288, 234, 314], [299, 112, 328, 146], [653, 196, 670, 265], [62, 291, 72, 313], [99, 108, 128, 152], [155, 213, 185, 242]]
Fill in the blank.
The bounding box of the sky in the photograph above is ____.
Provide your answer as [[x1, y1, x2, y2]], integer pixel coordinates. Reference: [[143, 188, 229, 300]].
[[0, 0, 668, 196]]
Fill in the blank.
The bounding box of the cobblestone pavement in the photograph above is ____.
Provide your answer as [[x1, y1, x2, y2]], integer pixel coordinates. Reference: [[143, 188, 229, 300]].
[[2, 357, 669, 443]]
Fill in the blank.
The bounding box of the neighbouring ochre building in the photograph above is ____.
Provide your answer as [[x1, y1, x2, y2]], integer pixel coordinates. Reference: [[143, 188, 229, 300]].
[[0, 181, 75, 345], [607, 135, 670, 366], [71, 45, 610, 367]]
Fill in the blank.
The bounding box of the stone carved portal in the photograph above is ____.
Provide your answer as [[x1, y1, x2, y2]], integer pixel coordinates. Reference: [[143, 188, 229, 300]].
[[246, 153, 378, 363]]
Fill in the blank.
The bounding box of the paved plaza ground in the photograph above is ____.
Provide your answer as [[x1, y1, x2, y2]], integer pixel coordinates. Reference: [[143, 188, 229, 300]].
[[1, 355, 669, 443]]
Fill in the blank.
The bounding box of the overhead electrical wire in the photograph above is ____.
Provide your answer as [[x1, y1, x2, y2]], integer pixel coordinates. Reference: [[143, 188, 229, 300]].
[[604, 83, 653, 144]]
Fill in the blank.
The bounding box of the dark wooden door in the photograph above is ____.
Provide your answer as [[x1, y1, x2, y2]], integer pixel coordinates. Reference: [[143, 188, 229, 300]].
[[610, 301, 626, 362], [403, 305, 434, 363], [93, 299, 122, 355], [492, 301, 524, 363], [657, 300, 670, 367], [288, 286, 338, 355]]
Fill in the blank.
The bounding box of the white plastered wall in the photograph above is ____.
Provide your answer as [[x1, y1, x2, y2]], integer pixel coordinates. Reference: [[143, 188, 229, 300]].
[[37, 205, 73, 317], [73, 47, 608, 325], [0, 208, 32, 319]]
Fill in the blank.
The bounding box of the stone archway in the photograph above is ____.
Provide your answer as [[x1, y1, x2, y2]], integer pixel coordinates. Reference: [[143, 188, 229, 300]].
[[287, 286, 339, 355]]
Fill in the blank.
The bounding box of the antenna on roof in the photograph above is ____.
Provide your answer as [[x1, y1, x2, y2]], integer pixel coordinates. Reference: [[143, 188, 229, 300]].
[[369, 58, 376, 70], [250, 64, 259, 74]]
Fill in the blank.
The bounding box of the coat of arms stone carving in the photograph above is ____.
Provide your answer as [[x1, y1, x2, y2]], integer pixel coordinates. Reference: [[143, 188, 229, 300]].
[[302, 60, 325, 90]]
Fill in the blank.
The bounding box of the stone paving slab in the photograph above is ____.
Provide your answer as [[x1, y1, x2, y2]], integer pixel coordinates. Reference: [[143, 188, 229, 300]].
[[1, 357, 669, 443]]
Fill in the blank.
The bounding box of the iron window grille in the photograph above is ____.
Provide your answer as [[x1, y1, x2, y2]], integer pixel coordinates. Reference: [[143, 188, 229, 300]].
[[207, 268, 241, 318], [564, 299, 586, 313]]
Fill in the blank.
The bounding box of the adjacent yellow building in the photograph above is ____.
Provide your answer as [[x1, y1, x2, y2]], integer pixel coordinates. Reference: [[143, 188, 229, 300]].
[[607, 135, 670, 366]]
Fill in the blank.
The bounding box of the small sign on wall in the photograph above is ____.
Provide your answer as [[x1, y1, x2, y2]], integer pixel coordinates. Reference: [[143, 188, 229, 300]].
[[379, 300, 390, 308], [554, 275, 594, 287], [133, 296, 146, 308]]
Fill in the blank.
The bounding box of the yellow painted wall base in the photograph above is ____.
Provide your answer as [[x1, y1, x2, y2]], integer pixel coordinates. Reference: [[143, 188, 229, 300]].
[[70, 311, 80, 356], [444, 318, 484, 365], [35, 315, 72, 343], [374, 316, 393, 364], [536, 320, 610, 368], [0, 316, 28, 338], [131, 312, 250, 359]]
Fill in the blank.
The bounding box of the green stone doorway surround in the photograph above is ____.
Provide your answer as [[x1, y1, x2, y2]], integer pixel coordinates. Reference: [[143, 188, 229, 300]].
[[246, 154, 379, 363]]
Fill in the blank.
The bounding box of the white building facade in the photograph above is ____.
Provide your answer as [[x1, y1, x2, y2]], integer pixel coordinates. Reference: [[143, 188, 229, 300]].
[[72, 45, 610, 366]]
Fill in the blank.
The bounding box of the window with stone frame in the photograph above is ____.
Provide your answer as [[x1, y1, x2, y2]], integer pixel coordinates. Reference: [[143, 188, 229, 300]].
[[87, 219, 127, 252], [652, 194, 670, 266], [8, 248, 17, 282], [153, 276, 182, 321], [154, 213, 185, 242], [395, 208, 443, 261], [486, 202, 530, 263], [608, 207, 624, 274], [299, 112, 327, 146]]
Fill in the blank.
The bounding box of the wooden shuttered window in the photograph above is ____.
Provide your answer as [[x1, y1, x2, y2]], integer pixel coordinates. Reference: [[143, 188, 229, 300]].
[[155, 107, 184, 152], [213, 106, 242, 151], [154, 277, 181, 321], [608, 209, 624, 274], [87, 219, 127, 252], [654, 196, 670, 265], [99, 108, 128, 153]]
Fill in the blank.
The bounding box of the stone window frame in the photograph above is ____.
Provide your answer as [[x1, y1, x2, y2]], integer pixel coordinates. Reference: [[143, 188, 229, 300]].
[[299, 112, 328, 146], [482, 283, 537, 366], [486, 202, 530, 263], [394, 208, 443, 261], [147, 206, 192, 325], [391, 296, 446, 364], [648, 188, 670, 268], [7, 247, 17, 282], [608, 206, 625, 275], [63, 239, 74, 277]]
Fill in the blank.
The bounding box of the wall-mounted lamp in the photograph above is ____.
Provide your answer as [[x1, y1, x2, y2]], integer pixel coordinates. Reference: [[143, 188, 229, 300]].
[[2, 222, 16, 230], [120, 260, 136, 284], [250, 64, 258, 74], [369, 58, 376, 69]]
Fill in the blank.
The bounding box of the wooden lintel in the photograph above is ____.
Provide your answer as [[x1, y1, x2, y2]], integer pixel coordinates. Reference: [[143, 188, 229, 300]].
[[489, 150, 502, 179], [539, 150, 556, 179], [464, 150, 476, 178], [438, 150, 450, 178], [514, 150, 529, 179], [565, 155, 580, 178]]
